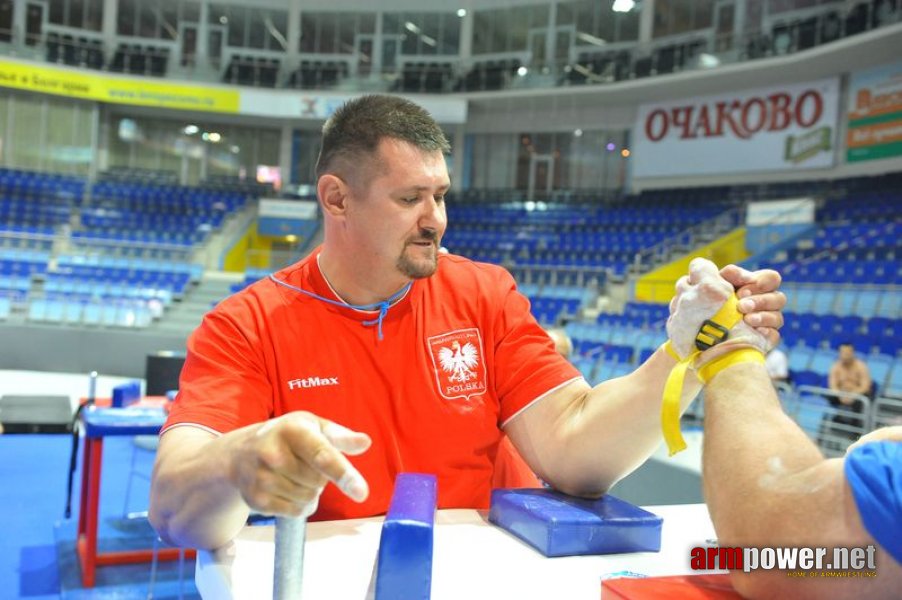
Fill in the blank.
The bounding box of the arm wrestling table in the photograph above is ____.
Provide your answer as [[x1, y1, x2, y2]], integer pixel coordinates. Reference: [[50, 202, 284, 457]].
[[196, 503, 725, 599], [76, 404, 196, 587]]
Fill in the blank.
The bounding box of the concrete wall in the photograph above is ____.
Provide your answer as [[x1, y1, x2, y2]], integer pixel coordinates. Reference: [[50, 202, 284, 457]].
[[0, 324, 188, 378]]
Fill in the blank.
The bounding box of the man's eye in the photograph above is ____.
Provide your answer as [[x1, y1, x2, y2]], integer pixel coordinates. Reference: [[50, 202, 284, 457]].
[[403, 197, 419, 204], [434, 195, 445, 204]]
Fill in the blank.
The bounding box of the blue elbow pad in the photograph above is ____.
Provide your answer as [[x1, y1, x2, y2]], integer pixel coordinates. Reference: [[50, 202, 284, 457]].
[[844, 440, 902, 565]]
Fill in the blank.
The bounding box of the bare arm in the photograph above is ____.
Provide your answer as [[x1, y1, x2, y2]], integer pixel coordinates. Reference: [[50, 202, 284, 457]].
[[702, 361, 901, 599], [829, 365, 839, 391], [505, 346, 692, 496], [150, 426, 249, 549], [506, 261, 785, 497], [150, 413, 371, 550]]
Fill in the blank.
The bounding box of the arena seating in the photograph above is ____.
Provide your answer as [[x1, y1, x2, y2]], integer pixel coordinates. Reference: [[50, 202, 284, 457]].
[[552, 176, 902, 442], [108, 43, 171, 77], [444, 198, 730, 279], [0, 168, 258, 329], [287, 60, 350, 89], [224, 56, 281, 87], [395, 62, 456, 94], [733, 177, 902, 398]]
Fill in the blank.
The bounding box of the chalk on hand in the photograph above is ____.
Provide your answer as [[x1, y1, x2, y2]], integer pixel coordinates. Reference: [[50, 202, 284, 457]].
[[489, 488, 663, 558], [374, 473, 437, 600]]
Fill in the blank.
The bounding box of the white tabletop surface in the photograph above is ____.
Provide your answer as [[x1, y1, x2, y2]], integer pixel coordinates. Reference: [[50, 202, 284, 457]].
[[650, 429, 704, 475], [196, 503, 724, 600]]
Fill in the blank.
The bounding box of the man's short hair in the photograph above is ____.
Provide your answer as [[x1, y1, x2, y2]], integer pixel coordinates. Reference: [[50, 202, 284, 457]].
[[314, 95, 450, 181]]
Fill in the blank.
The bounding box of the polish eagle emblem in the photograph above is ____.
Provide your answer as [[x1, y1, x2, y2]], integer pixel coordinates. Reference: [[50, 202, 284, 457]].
[[438, 341, 480, 383]]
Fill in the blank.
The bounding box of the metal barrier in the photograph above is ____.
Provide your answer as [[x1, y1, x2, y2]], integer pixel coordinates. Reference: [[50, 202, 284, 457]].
[[630, 205, 744, 278], [793, 385, 871, 457], [873, 395, 902, 429]]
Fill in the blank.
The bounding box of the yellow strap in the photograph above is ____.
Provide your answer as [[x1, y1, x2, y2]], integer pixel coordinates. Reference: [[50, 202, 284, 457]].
[[697, 348, 765, 384], [662, 357, 693, 455], [661, 295, 743, 456], [661, 340, 681, 362]]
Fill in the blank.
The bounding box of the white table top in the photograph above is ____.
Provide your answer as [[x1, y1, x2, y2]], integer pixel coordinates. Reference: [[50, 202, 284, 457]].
[[196, 503, 723, 600], [650, 429, 704, 475]]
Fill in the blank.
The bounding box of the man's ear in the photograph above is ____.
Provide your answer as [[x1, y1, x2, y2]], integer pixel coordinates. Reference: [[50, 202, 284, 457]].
[[318, 174, 350, 218]]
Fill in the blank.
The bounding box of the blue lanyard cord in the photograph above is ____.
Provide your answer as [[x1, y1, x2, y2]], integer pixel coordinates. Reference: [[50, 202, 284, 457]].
[[268, 274, 411, 340]]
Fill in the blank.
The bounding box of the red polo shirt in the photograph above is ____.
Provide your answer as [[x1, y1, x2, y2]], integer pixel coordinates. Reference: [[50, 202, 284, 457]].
[[164, 249, 582, 521]]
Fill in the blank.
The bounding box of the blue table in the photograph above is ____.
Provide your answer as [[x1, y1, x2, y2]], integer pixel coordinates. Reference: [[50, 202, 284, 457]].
[[75, 405, 193, 587]]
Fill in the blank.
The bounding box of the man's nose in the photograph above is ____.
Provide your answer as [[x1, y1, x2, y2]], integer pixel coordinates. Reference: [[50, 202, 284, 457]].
[[419, 196, 446, 231]]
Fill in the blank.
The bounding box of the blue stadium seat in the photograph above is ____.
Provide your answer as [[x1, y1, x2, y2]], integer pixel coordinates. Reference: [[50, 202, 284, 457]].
[[868, 355, 894, 393], [809, 289, 835, 315], [877, 293, 901, 319], [27, 298, 47, 322], [886, 361, 902, 396], [788, 345, 814, 373], [794, 370, 827, 388], [834, 289, 857, 314], [809, 349, 835, 376], [63, 299, 83, 324], [605, 344, 633, 364]]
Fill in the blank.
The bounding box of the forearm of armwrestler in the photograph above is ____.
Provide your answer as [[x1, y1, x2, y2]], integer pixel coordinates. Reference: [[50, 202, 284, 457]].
[[702, 362, 901, 599], [504, 346, 700, 497], [149, 425, 252, 550]]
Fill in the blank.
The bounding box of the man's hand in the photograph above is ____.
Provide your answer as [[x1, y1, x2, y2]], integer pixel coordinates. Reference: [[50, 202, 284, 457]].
[[667, 258, 771, 362], [719, 264, 786, 349], [229, 412, 371, 518]]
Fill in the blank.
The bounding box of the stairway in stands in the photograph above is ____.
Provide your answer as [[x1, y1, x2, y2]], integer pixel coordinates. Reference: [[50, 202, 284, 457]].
[[149, 271, 243, 337]]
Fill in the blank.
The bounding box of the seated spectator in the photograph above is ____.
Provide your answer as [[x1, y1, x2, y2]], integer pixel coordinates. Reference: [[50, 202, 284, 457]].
[[830, 342, 873, 400], [824, 343, 873, 443]]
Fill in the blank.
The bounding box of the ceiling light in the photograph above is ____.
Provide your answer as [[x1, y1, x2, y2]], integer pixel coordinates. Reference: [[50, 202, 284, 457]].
[[698, 53, 721, 68], [612, 0, 635, 13]]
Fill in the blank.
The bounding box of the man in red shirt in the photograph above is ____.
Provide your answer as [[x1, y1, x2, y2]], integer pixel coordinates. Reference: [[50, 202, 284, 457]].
[[149, 95, 785, 550]]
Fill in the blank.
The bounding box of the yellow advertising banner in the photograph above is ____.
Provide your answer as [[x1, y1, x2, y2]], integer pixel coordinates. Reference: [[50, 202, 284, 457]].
[[0, 58, 240, 113]]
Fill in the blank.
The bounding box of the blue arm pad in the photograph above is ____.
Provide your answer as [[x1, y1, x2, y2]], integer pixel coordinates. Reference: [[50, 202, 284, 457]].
[[81, 406, 167, 437], [845, 441, 902, 565], [375, 473, 437, 600], [489, 488, 663, 557], [111, 381, 142, 408]]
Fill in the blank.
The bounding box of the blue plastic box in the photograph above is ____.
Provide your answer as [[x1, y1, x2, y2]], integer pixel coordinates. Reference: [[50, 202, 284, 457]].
[[489, 488, 663, 557]]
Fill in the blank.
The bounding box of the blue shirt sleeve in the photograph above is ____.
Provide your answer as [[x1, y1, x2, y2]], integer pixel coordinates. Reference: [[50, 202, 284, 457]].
[[844, 441, 902, 565]]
